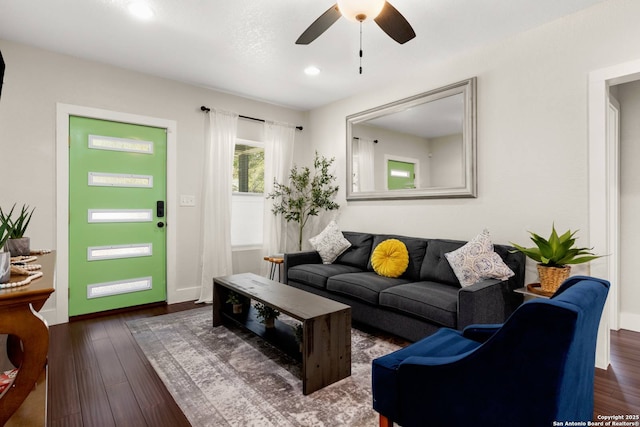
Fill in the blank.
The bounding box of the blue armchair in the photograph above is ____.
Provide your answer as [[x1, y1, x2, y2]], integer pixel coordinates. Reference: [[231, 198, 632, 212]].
[[372, 276, 610, 427]]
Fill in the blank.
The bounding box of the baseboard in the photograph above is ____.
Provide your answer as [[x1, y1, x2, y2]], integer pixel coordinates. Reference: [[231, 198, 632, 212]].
[[40, 307, 59, 326], [169, 285, 200, 304], [620, 312, 640, 333]]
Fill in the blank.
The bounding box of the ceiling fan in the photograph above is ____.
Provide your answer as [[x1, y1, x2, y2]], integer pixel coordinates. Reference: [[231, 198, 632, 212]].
[[0, 49, 5, 99], [296, 0, 416, 45]]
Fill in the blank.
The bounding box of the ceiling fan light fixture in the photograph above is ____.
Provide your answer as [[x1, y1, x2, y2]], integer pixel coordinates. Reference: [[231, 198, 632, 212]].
[[304, 66, 321, 76], [128, 2, 155, 20], [337, 0, 385, 22]]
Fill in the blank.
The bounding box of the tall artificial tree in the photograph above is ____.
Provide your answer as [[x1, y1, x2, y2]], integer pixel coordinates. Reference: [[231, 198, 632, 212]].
[[267, 152, 340, 251]]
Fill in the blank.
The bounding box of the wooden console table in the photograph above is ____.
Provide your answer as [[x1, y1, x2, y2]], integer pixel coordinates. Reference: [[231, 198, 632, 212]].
[[0, 251, 55, 425]]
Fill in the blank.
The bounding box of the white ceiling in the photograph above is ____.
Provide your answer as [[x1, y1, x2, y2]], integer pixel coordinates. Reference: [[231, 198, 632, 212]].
[[0, 0, 607, 111]]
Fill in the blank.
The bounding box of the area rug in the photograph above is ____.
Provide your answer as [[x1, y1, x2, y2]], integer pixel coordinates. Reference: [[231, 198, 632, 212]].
[[127, 307, 403, 427]]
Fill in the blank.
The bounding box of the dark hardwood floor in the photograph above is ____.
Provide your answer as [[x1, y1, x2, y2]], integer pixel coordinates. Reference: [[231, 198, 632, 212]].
[[47, 301, 197, 427], [47, 302, 640, 426]]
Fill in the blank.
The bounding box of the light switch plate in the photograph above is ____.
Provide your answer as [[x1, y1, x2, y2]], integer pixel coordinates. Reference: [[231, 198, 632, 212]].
[[180, 195, 196, 207]]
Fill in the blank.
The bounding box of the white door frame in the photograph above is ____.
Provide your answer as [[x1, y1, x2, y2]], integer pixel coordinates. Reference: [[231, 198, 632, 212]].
[[588, 58, 640, 368], [54, 103, 177, 325]]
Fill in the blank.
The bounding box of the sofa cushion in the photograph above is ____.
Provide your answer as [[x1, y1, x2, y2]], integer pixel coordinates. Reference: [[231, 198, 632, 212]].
[[379, 281, 459, 328], [327, 272, 410, 305], [288, 263, 363, 290], [444, 229, 515, 287], [367, 235, 428, 281], [335, 232, 374, 269], [308, 221, 352, 264], [420, 239, 466, 286], [371, 239, 409, 278]]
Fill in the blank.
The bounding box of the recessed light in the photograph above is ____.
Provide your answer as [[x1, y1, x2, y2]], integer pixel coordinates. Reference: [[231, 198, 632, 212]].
[[128, 2, 154, 20], [304, 66, 321, 76]]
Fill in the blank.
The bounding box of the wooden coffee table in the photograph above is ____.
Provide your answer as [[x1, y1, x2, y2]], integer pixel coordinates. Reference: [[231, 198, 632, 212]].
[[212, 273, 351, 395]]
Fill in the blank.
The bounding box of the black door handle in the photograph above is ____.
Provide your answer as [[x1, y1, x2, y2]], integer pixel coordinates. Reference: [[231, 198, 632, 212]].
[[156, 201, 165, 218], [157, 222, 165, 228]]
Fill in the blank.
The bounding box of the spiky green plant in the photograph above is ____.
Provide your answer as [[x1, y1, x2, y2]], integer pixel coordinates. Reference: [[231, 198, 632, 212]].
[[0, 204, 35, 239], [267, 152, 340, 251], [510, 224, 603, 267]]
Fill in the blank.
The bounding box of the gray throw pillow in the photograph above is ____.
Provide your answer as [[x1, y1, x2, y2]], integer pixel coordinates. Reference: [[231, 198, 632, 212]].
[[309, 221, 352, 264], [444, 229, 514, 287]]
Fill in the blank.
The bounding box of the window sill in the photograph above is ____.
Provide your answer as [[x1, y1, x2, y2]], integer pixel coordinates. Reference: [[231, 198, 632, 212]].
[[232, 245, 262, 252]]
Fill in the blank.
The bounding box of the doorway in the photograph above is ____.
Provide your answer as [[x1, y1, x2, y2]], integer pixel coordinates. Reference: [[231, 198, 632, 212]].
[[54, 104, 177, 325], [68, 116, 167, 316], [588, 58, 640, 368]]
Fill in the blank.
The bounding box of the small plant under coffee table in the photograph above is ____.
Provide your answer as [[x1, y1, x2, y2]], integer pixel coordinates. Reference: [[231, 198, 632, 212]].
[[254, 302, 280, 329], [226, 291, 243, 314]]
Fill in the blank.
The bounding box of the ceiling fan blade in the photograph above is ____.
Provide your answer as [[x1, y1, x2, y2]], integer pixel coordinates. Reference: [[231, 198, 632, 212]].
[[296, 4, 341, 45], [0, 49, 5, 99], [374, 1, 416, 44]]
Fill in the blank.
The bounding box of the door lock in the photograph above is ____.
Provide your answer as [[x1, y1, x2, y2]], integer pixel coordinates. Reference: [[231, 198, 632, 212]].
[[157, 222, 165, 228], [156, 201, 165, 218]]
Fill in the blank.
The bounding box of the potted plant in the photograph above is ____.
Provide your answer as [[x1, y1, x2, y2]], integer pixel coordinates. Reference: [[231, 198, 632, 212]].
[[226, 291, 244, 314], [267, 151, 340, 251], [254, 302, 280, 329], [0, 204, 35, 257], [511, 224, 603, 294], [0, 216, 12, 283]]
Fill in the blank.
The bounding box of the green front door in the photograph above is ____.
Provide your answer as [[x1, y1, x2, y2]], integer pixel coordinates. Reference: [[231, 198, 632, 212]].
[[387, 160, 415, 190], [68, 116, 167, 316]]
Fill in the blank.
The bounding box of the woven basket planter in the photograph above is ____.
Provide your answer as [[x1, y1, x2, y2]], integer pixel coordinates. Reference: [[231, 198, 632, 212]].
[[537, 264, 571, 293]]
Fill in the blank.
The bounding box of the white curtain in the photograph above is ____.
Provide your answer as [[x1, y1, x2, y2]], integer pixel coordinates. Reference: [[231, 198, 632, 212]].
[[196, 109, 238, 303], [357, 138, 376, 192], [261, 121, 295, 275]]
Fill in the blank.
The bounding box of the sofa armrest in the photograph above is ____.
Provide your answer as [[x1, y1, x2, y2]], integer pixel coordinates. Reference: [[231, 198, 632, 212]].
[[457, 278, 509, 329], [283, 251, 322, 284]]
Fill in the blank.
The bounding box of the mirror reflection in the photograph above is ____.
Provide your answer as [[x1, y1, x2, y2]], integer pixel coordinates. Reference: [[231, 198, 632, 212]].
[[346, 78, 476, 200]]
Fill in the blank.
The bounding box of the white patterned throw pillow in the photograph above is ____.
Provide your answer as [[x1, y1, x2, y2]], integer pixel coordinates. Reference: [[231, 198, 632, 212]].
[[309, 221, 352, 264], [444, 229, 515, 287]]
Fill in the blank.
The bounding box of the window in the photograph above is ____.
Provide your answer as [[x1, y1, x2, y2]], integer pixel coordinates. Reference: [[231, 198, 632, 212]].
[[231, 139, 264, 248]]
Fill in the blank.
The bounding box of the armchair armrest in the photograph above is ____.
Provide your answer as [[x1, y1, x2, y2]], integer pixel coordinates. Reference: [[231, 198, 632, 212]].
[[462, 324, 502, 343], [457, 278, 509, 329], [283, 251, 322, 284]]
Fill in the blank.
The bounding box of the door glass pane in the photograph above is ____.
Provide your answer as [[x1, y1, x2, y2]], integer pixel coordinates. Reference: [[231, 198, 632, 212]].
[[88, 209, 153, 223], [88, 243, 153, 261], [87, 277, 152, 299], [89, 135, 154, 154], [88, 172, 153, 188]]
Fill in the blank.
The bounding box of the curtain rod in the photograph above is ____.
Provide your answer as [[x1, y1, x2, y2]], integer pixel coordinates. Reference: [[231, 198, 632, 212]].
[[200, 106, 303, 131], [353, 136, 378, 143]]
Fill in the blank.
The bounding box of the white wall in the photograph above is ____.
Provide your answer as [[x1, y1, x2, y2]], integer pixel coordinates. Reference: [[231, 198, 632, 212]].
[[0, 39, 308, 322], [429, 133, 463, 187], [306, 0, 640, 290], [617, 79, 640, 331]]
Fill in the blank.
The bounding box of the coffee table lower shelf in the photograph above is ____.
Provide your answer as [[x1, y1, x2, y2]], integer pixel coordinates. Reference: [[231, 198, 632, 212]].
[[212, 273, 351, 395], [220, 305, 302, 362]]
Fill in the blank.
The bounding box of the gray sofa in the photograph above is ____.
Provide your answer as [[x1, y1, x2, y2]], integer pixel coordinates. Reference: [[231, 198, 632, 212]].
[[284, 232, 525, 342]]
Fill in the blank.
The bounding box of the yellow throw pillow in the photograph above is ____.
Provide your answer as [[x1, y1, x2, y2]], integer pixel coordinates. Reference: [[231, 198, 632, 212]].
[[371, 239, 409, 278]]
